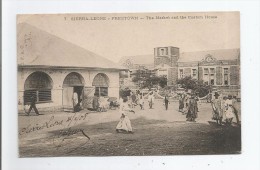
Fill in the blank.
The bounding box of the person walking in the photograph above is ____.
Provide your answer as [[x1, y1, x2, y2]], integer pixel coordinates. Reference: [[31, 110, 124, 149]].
[[139, 93, 144, 110], [186, 93, 197, 122], [116, 98, 135, 134], [148, 91, 154, 109], [164, 95, 170, 110], [178, 93, 185, 112], [26, 93, 39, 116]]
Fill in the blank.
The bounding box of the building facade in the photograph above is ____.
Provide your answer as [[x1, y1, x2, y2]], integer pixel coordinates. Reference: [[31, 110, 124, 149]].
[[119, 46, 240, 96], [17, 23, 126, 112]]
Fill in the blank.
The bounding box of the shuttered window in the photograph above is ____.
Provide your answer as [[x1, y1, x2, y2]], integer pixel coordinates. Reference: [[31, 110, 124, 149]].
[[192, 69, 197, 79], [184, 68, 191, 77], [24, 89, 52, 104], [93, 73, 109, 97], [230, 66, 239, 85], [216, 67, 223, 85], [203, 68, 209, 85], [224, 68, 229, 85], [179, 69, 184, 78], [24, 72, 53, 104], [94, 87, 108, 97]]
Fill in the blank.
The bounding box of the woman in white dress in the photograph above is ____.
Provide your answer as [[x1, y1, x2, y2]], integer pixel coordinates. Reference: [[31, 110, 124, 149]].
[[116, 98, 135, 133], [224, 95, 235, 125]]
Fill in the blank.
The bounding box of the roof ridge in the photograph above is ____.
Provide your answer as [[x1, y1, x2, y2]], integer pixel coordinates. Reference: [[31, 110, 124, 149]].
[[180, 48, 240, 54]]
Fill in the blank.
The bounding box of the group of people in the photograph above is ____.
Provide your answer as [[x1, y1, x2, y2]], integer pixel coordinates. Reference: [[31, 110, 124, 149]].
[[178, 92, 199, 122], [211, 92, 239, 125], [129, 90, 145, 110]]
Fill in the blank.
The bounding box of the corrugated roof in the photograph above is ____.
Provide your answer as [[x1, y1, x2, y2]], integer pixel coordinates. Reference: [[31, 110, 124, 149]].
[[17, 23, 126, 70], [179, 48, 240, 62]]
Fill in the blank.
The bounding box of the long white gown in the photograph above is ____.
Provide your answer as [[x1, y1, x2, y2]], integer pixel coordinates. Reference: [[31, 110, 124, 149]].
[[116, 102, 133, 132], [225, 99, 234, 119]]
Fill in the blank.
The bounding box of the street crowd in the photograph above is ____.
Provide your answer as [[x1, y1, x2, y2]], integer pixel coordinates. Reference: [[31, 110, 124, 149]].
[[115, 89, 240, 134], [24, 89, 240, 135]]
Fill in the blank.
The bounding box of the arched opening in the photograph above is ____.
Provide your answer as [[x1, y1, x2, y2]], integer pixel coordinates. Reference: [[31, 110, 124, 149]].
[[62, 72, 85, 109], [92, 73, 109, 97], [24, 71, 53, 104]]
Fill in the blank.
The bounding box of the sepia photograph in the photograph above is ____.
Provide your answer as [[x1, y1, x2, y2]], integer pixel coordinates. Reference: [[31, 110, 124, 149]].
[[17, 12, 241, 157]]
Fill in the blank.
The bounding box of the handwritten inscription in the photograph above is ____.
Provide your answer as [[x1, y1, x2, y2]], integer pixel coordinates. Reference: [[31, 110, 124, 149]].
[[53, 127, 90, 149], [19, 112, 88, 136]]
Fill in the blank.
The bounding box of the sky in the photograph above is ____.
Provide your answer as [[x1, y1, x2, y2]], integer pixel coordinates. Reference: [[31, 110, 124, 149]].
[[17, 12, 240, 63]]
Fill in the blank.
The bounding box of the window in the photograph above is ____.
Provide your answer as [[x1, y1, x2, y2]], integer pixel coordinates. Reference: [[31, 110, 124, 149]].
[[210, 74, 215, 85], [192, 69, 197, 78], [203, 68, 209, 84], [204, 68, 209, 74], [94, 87, 108, 97], [224, 68, 229, 85], [93, 73, 109, 97], [160, 48, 165, 55], [203, 68, 215, 85], [179, 69, 184, 78], [24, 72, 53, 104], [210, 68, 215, 74]]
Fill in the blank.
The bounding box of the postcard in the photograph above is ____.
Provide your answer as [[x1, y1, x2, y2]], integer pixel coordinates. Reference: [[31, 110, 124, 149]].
[[17, 12, 240, 157]]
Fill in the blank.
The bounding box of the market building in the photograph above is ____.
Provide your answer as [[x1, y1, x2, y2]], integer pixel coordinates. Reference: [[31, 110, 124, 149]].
[[17, 23, 126, 112]]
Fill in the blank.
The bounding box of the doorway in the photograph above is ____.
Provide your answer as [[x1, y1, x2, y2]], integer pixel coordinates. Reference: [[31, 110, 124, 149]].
[[62, 72, 85, 111]]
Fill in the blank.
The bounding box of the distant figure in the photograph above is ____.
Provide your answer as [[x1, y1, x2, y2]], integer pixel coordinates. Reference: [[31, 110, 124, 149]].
[[211, 92, 223, 125], [178, 93, 185, 112], [116, 98, 135, 134], [99, 96, 107, 112], [224, 95, 235, 125], [131, 92, 137, 108], [182, 93, 190, 115], [232, 96, 240, 124], [139, 93, 144, 110], [92, 96, 100, 111], [164, 95, 170, 110], [195, 92, 199, 112], [148, 92, 155, 109], [186, 94, 197, 122], [72, 92, 78, 112], [26, 93, 39, 116]]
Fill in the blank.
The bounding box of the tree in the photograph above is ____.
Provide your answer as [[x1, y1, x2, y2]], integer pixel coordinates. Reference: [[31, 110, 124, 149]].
[[119, 87, 131, 98], [131, 69, 167, 89], [177, 76, 211, 97]]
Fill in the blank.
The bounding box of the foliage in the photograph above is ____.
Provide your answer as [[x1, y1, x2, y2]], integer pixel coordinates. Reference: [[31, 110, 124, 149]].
[[119, 87, 131, 98], [131, 69, 167, 89], [177, 76, 211, 97]]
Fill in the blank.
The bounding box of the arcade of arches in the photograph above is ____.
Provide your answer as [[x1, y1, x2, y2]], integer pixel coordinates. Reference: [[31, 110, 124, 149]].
[[21, 71, 115, 110]]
